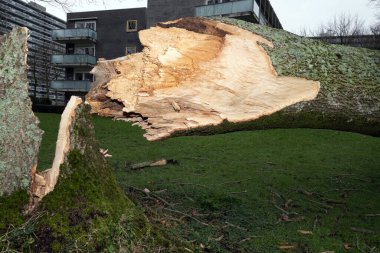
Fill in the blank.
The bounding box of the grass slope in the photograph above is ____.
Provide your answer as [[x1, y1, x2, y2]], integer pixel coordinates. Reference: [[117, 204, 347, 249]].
[[35, 113, 380, 252]]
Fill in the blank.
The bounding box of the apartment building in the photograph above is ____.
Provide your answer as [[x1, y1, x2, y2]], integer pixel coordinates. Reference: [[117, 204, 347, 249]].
[[51, 8, 146, 102], [51, 1, 282, 104], [147, 0, 282, 29], [0, 0, 66, 104]]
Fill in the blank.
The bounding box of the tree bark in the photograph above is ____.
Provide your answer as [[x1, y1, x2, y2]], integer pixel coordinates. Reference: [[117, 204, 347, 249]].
[[0, 28, 43, 197]]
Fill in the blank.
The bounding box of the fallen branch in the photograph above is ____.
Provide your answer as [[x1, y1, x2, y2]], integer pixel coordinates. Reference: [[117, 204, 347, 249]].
[[273, 203, 289, 215], [163, 208, 208, 226], [365, 214, 380, 217], [313, 215, 320, 231], [176, 182, 210, 189], [323, 198, 346, 205], [126, 159, 178, 170], [224, 221, 247, 231], [239, 235, 264, 244], [219, 178, 252, 185], [350, 227, 375, 234], [305, 199, 333, 209], [228, 190, 248, 195], [126, 185, 171, 206], [297, 189, 317, 196]]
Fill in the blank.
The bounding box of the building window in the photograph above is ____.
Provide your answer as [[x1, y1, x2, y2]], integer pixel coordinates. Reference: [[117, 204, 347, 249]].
[[126, 20, 138, 32], [126, 45, 137, 55], [74, 46, 95, 56], [75, 21, 96, 31], [74, 72, 93, 81]]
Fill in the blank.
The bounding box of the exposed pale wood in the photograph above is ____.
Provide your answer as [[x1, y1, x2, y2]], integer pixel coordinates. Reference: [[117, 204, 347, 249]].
[[28, 96, 82, 211], [87, 18, 320, 141]]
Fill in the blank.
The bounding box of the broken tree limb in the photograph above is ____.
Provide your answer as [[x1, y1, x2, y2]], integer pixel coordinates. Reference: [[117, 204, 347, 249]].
[[126, 159, 178, 170], [87, 17, 380, 141]]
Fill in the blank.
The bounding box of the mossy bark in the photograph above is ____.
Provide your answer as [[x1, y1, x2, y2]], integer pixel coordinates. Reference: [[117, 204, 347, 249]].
[[215, 18, 380, 136], [0, 27, 43, 196]]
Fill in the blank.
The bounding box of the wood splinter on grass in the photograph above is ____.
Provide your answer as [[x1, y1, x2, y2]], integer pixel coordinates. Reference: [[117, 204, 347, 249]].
[[100, 148, 112, 158], [297, 230, 313, 235]]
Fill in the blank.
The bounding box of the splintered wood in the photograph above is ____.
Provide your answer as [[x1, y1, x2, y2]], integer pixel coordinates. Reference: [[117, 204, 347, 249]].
[[28, 96, 82, 212], [87, 18, 320, 141]]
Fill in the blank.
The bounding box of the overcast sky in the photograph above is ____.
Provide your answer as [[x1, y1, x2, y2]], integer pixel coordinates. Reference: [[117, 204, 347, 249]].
[[30, 0, 378, 35]]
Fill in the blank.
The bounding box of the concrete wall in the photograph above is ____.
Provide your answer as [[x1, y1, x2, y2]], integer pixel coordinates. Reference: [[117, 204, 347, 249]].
[[67, 8, 147, 60], [147, 0, 205, 27]]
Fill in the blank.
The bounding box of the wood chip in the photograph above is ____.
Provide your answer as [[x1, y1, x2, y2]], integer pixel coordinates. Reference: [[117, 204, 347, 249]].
[[343, 243, 352, 250], [298, 230, 313, 235], [278, 245, 296, 250]]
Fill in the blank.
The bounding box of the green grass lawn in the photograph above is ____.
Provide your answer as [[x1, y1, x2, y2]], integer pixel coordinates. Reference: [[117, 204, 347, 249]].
[[36, 113, 380, 253]]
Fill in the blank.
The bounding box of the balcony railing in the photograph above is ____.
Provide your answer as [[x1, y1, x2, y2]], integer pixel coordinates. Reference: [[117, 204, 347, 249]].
[[51, 80, 92, 92], [52, 28, 97, 43], [51, 54, 97, 67], [195, 0, 254, 18], [195, 0, 282, 29]]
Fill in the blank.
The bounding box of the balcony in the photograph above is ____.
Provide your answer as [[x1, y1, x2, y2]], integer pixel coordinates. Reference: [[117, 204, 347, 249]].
[[52, 28, 97, 43], [51, 54, 97, 67], [51, 80, 92, 92], [195, 0, 255, 18]]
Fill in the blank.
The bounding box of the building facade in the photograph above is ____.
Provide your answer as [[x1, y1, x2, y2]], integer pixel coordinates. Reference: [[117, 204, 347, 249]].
[[51, 8, 146, 102], [0, 0, 66, 104], [147, 0, 282, 29], [51, 2, 282, 104]]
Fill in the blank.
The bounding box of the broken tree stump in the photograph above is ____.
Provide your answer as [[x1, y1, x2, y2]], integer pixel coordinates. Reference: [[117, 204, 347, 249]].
[[0, 27, 43, 197], [27, 96, 82, 212]]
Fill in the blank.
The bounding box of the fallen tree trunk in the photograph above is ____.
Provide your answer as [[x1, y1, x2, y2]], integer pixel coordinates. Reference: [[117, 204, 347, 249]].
[[87, 18, 380, 140]]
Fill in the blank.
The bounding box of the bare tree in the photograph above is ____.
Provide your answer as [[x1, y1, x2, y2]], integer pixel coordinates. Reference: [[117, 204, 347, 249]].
[[369, 0, 380, 7], [369, 0, 380, 34], [322, 13, 366, 37], [30, 0, 122, 11], [301, 13, 367, 38]]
